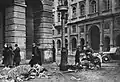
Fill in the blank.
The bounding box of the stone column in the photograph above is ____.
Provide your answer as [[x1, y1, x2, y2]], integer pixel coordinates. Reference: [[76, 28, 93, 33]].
[[110, 19, 114, 48], [100, 21, 104, 52], [34, 0, 53, 62], [5, 0, 26, 60]]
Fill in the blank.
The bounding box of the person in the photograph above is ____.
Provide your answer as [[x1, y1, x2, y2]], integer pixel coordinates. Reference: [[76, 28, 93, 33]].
[[84, 45, 94, 62], [75, 46, 83, 65], [29, 43, 42, 67], [8, 45, 14, 67], [2, 44, 9, 67], [52, 46, 56, 62], [13, 44, 21, 66]]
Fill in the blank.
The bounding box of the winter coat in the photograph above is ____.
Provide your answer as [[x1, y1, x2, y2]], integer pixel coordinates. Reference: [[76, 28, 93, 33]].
[[29, 46, 42, 66], [3, 47, 14, 66], [13, 47, 21, 64]]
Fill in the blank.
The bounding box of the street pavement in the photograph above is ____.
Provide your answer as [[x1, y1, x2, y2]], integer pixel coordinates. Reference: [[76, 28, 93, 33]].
[[0, 55, 120, 82]]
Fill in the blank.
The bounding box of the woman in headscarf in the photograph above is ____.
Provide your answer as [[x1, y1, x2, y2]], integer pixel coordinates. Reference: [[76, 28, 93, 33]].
[[2, 43, 9, 67]]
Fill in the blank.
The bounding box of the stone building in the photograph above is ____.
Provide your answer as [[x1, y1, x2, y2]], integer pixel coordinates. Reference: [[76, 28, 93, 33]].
[[0, 0, 53, 61], [53, 0, 120, 55]]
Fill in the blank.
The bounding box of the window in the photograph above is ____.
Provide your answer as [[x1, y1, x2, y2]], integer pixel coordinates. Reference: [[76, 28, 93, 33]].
[[57, 40, 61, 50], [104, 21, 110, 29], [115, 0, 120, 8], [72, 25, 76, 33], [90, 0, 97, 13], [80, 4, 85, 16], [72, 5, 77, 18], [65, 13, 68, 24], [72, 38, 77, 51], [58, 12, 60, 22], [103, 0, 110, 11], [52, 30, 54, 35], [58, 28, 61, 34], [81, 27, 84, 33], [65, 28, 67, 33], [58, 0, 61, 5]]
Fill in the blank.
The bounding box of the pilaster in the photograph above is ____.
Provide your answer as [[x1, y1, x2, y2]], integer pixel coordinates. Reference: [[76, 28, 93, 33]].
[[100, 21, 104, 52], [110, 18, 114, 48], [5, 0, 26, 60]]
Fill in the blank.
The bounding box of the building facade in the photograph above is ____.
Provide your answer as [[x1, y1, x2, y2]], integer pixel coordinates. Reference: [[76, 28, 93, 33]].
[[53, 0, 120, 55], [0, 0, 53, 61]]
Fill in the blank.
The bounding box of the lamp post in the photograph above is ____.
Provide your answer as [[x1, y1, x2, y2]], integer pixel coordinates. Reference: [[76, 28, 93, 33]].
[[57, 0, 68, 71]]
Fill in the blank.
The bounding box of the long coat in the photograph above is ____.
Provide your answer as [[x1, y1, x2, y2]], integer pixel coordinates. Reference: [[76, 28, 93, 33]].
[[13, 47, 21, 64], [2, 47, 9, 66], [29, 46, 42, 66], [3, 47, 14, 66], [75, 49, 80, 63]]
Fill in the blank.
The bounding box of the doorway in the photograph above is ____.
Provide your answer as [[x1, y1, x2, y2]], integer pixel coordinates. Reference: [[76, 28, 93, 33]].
[[89, 25, 100, 51]]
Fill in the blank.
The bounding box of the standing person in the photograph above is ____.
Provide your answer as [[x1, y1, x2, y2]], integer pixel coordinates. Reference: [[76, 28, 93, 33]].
[[2, 44, 9, 67], [13, 44, 21, 66], [8, 45, 14, 68], [75, 46, 83, 65], [29, 43, 42, 67]]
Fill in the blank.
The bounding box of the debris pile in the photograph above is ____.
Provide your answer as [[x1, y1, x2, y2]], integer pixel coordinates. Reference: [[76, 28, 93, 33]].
[[0, 64, 51, 82]]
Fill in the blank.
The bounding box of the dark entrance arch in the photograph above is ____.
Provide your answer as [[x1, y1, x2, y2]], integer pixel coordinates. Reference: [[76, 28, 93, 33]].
[[26, 0, 43, 59], [104, 36, 110, 51], [89, 25, 100, 51], [116, 34, 120, 47], [80, 38, 85, 50], [72, 38, 77, 51]]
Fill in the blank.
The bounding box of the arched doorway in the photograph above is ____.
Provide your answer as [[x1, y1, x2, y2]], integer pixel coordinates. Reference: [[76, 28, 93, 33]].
[[72, 38, 77, 51], [26, 0, 43, 59], [104, 36, 110, 51], [116, 34, 120, 47], [89, 25, 100, 51], [80, 38, 85, 50]]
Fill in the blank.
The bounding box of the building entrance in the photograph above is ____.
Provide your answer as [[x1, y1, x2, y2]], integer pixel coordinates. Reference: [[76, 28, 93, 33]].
[[89, 25, 100, 51]]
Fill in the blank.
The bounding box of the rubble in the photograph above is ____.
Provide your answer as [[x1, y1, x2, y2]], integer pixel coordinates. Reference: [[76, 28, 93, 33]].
[[0, 64, 51, 82]]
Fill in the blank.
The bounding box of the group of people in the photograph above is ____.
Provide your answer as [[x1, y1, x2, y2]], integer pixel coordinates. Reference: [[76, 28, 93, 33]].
[[75, 45, 94, 65], [2, 44, 21, 68]]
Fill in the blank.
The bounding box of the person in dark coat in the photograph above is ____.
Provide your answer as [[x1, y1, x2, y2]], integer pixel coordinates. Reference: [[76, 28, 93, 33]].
[[29, 43, 42, 67], [8, 46, 14, 67], [75, 46, 83, 65], [13, 44, 21, 66], [2, 44, 9, 67]]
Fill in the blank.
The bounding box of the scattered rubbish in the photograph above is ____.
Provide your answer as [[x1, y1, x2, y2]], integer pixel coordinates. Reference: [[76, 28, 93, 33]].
[[70, 76, 81, 81]]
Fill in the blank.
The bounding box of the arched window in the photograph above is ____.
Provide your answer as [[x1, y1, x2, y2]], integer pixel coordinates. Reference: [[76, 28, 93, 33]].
[[72, 5, 77, 18], [72, 38, 77, 51], [80, 4, 85, 16], [57, 40, 61, 50], [90, 0, 97, 13]]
